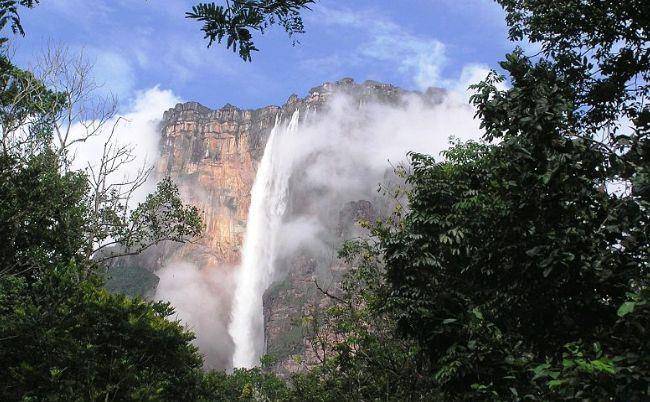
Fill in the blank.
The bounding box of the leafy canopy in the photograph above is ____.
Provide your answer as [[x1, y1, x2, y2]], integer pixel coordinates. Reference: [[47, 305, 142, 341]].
[[0, 266, 206, 401], [187, 0, 315, 61], [0, 0, 39, 44], [0, 34, 207, 402], [282, 0, 648, 400]]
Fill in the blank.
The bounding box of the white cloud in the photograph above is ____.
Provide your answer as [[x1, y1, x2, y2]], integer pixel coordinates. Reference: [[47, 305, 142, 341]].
[[443, 63, 509, 103], [309, 5, 512, 97], [362, 21, 447, 90], [69, 86, 181, 205]]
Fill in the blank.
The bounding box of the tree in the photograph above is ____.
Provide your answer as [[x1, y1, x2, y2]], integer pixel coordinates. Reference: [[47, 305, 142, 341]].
[[32, 44, 118, 165], [300, 236, 439, 401], [0, 50, 208, 400], [0, 0, 39, 44], [187, 0, 315, 61], [0, 48, 203, 277], [499, 0, 648, 133], [0, 52, 63, 158], [0, 150, 88, 279], [357, 0, 649, 398], [380, 135, 646, 398], [293, 1, 647, 400], [0, 264, 206, 401], [496, 0, 648, 212], [201, 366, 293, 401], [0, 52, 87, 279]]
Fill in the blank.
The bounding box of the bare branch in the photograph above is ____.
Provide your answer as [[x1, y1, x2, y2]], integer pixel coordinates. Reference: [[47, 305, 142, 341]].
[[314, 279, 345, 304]]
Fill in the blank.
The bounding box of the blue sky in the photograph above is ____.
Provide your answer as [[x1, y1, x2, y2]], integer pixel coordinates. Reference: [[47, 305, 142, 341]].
[[13, 0, 512, 110]]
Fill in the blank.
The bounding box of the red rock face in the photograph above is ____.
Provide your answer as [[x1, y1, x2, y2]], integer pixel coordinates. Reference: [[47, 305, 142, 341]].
[[157, 102, 279, 268], [150, 102, 283, 369], [155, 78, 413, 271]]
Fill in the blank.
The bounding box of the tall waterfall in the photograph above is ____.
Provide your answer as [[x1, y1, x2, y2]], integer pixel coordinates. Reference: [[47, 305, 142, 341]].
[[229, 110, 300, 368]]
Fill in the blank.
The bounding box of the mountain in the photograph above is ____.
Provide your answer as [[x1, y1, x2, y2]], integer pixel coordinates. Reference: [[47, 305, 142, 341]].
[[106, 78, 445, 372]]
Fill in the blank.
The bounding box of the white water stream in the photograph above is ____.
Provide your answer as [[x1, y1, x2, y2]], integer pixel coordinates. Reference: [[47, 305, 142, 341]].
[[228, 110, 300, 368]]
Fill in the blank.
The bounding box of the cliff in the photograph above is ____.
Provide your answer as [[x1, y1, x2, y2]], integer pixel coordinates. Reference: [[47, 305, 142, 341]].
[[262, 200, 378, 375], [157, 102, 278, 267], [151, 77, 417, 273], [107, 78, 442, 371]]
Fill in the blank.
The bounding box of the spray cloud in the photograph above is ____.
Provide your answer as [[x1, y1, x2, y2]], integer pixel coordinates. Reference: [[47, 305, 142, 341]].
[[225, 84, 484, 368]]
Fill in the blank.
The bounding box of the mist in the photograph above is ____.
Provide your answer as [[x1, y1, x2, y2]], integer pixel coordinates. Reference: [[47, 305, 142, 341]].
[[220, 85, 485, 368], [154, 261, 236, 369], [142, 60, 496, 370], [152, 82, 488, 368]]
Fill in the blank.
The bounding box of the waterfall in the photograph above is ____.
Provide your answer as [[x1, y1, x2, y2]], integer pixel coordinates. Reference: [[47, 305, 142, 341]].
[[229, 110, 300, 368]]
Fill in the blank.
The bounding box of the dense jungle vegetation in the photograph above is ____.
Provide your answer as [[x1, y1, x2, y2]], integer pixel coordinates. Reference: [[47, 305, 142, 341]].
[[0, 0, 647, 400]]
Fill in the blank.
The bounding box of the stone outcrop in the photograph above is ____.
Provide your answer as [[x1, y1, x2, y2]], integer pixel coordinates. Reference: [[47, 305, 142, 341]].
[[157, 102, 279, 267]]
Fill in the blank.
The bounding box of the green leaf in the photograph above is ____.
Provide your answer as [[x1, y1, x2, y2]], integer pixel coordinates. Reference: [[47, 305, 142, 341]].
[[531, 363, 551, 381], [548, 379, 566, 389], [562, 358, 575, 369], [590, 358, 616, 374], [617, 301, 635, 317]]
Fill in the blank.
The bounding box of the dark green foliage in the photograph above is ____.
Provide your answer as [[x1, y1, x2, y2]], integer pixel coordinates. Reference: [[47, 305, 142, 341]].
[[280, 1, 648, 400], [348, 1, 648, 397], [103, 264, 159, 299], [0, 265, 206, 401], [0, 0, 647, 400], [0, 55, 83, 279], [0, 40, 210, 402], [0, 0, 39, 44], [496, 0, 649, 218], [92, 176, 204, 263], [380, 135, 647, 398], [0, 54, 203, 274], [498, 0, 649, 133], [201, 367, 293, 401], [0, 151, 88, 279], [0, 53, 64, 156], [187, 0, 314, 61], [128, 177, 203, 249], [298, 238, 440, 401]]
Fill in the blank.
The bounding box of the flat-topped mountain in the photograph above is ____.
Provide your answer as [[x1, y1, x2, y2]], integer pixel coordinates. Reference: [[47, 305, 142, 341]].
[[109, 78, 445, 371]]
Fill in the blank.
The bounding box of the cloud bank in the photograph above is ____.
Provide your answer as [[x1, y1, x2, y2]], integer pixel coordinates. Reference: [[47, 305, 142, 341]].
[[69, 86, 181, 205]]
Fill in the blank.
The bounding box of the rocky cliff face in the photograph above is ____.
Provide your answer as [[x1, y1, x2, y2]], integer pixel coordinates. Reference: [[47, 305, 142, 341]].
[[155, 79, 401, 260], [157, 102, 278, 267], [109, 78, 441, 371], [151, 77, 415, 272]]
